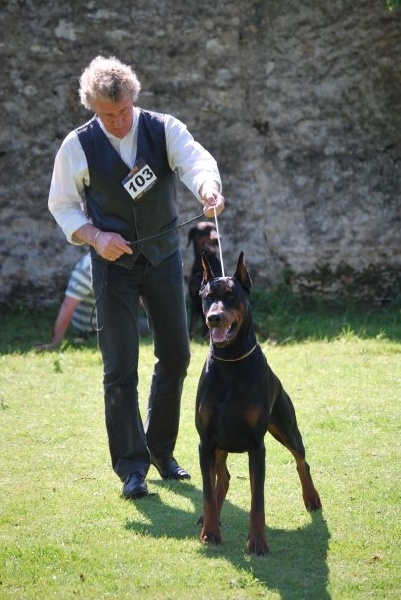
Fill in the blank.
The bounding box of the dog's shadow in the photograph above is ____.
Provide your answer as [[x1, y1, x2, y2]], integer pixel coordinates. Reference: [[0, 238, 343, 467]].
[[124, 480, 330, 599]]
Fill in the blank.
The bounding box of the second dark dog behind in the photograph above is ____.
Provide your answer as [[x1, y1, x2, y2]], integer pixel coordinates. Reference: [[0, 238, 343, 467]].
[[195, 252, 322, 556], [187, 221, 222, 339]]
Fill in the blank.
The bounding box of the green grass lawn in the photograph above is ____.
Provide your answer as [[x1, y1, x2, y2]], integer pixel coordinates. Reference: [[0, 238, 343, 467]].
[[0, 302, 400, 599]]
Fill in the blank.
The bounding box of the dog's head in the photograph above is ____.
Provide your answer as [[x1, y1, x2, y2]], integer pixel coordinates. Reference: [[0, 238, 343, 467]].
[[199, 252, 252, 347], [187, 222, 219, 258]]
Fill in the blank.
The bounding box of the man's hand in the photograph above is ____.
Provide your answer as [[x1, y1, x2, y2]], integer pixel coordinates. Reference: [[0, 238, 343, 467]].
[[201, 189, 225, 218], [73, 224, 133, 262], [93, 231, 133, 262]]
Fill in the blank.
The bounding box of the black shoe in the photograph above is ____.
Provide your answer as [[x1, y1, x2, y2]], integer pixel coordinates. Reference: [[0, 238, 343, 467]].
[[122, 472, 148, 499], [151, 457, 191, 480]]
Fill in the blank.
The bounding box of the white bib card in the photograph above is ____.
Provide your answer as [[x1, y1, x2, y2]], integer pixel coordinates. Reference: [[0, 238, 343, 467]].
[[122, 159, 157, 201]]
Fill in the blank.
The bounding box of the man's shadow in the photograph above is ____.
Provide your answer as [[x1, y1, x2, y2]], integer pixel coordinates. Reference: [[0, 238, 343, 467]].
[[125, 480, 330, 599]]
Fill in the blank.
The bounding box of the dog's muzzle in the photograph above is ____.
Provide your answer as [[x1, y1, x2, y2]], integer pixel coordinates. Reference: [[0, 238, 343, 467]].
[[206, 312, 237, 346]]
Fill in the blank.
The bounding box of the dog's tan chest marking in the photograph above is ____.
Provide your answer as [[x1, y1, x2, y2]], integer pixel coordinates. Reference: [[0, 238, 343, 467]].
[[245, 406, 263, 428]]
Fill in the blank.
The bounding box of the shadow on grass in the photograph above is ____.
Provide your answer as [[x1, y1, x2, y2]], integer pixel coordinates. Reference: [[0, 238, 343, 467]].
[[124, 480, 330, 599]]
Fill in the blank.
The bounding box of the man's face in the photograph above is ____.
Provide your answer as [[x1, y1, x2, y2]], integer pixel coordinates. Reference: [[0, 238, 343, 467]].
[[92, 95, 134, 139]]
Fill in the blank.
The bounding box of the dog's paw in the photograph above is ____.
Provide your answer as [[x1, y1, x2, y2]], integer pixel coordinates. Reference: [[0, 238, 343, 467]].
[[200, 528, 222, 546], [247, 535, 269, 556], [304, 490, 322, 511]]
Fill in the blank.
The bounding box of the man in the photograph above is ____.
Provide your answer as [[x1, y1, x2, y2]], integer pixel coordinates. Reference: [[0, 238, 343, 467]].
[[35, 252, 95, 351], [48, 55, 225, 499]]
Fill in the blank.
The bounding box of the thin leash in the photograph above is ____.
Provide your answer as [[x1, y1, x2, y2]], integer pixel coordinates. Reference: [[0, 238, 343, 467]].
[[210, 209, 260, 362], [127, 212, 204, 245], [126, 208, 224, 265], [213, 205, 225, 277], [211, 213, 258, 362], [90, 211, 206, 332]]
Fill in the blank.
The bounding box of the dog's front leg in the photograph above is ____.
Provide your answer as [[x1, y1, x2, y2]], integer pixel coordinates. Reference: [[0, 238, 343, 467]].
[[198, 442, 222, 545], [247, 444, 269, 556], [215, 448, 230, 519]]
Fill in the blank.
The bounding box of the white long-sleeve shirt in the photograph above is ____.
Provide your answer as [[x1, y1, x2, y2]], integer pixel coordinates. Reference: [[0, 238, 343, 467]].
[[48, 106, 222, 243]]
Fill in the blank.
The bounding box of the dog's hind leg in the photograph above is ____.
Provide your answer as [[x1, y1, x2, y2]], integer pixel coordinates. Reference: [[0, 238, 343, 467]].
[[247, 444, 269, 556], [269, 389, 322, 511]]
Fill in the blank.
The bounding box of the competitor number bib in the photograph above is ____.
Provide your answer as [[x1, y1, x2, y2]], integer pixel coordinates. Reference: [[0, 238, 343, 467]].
[[122, 158, 157, 201]]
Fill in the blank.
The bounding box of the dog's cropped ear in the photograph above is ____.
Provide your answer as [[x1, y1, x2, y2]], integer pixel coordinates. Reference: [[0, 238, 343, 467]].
[[201, 252, 215, 286], [233, 252, 252, 294]]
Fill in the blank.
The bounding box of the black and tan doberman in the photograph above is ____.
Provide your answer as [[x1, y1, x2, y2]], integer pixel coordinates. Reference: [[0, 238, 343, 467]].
[[195, 252, 322, 555]]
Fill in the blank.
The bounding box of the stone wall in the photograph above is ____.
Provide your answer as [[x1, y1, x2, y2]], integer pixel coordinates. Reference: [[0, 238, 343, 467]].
[[0, 0, 400, 307]]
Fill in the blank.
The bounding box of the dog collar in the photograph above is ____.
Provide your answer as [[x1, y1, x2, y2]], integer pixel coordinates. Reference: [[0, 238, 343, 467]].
[[213, 343, 258, 362]]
